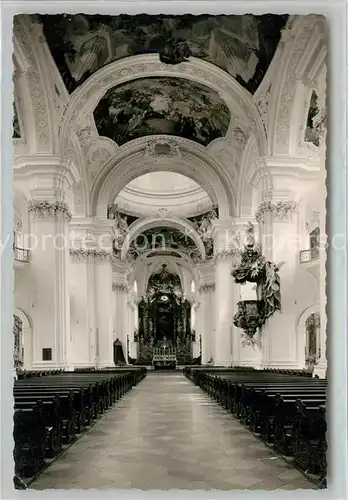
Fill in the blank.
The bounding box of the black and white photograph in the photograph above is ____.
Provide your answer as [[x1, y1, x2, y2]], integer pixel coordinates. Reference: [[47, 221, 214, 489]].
[[6, 7, 336, 493]]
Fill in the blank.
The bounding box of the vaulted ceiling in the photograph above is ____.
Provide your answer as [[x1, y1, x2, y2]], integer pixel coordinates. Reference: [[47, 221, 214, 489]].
[[40, 13, 287, 94], [93, 77, 231, 146]]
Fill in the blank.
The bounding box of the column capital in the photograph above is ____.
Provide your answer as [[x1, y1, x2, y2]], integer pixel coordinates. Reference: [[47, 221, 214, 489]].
[[199, 282, 215, 293], [255, 200, 298, 224], [69, 248, 112, 262], [112, 282, 128, 293], [28, 200, 72, 222]]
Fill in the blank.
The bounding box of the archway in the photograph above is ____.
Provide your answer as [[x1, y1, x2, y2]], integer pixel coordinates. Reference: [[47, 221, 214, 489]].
[[92, 137, 234, 217], [297, 304, 320, 370], [121, 215, 206, 262]]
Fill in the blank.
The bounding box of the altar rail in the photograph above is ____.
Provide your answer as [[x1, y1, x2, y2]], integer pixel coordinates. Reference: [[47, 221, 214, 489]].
[[153, 346, 176, 356]]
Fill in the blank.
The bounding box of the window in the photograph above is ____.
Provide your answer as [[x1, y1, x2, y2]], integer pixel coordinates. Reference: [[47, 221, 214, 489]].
[[191, 280, 196, 293]]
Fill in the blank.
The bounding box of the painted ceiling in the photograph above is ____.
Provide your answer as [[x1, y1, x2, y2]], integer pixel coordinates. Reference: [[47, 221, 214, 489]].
[[13, 102, 21, 139], [93, 77, 230, 146], [40, 14, 288, 94], [129, 226, 197, 261]]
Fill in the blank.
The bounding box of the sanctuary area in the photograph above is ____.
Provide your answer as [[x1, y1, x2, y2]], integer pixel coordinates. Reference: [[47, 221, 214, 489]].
[[12, 13, 327, 491]]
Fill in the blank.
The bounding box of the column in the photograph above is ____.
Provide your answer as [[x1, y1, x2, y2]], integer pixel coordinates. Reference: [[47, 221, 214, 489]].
[[112, 284, 129, 363], [256, 197, 299, 368], [126, 293, 137, 360], [196, 261, 215, 364], [93, 220, 114, 368], [198, 283, 215, 364], [69, 219, 97, 368], [27, 198, 72, 369], [211, 218, 238, 367], [113, 260, 131, 363]]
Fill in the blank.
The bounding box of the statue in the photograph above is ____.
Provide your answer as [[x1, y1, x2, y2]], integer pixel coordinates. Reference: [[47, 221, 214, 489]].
[[159, 36, 192, 65], [262, 261, 283, 318], [110, 205, 129, 251]]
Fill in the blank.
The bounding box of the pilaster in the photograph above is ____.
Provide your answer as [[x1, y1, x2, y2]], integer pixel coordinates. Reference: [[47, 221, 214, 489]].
[[28, 196, 72, 369], [255, 193, 300, 368], [112, 260, 132, 363], [211, 218, 241, 366]]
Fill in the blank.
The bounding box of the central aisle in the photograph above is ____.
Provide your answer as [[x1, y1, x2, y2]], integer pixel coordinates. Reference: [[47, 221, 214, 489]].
[[31, 372, 316, 490]]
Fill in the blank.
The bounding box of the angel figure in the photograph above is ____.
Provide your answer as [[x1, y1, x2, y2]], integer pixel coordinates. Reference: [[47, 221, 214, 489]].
[[113, 209, 129, 248], [262, 261, 284, 317], [159, 36, 192, 65]]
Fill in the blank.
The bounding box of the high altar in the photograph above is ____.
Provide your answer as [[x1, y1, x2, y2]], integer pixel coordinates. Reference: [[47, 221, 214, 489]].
[[133, 265, 198, 366]]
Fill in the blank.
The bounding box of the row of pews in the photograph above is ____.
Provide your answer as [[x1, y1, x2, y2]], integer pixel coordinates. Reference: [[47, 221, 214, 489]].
[[13, 367, 147, 485], [184, 366, 327, 486], [17, 369, 64, 378]]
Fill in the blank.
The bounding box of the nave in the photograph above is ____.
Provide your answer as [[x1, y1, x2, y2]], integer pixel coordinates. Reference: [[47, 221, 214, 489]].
[[31, 373, 316, 491]]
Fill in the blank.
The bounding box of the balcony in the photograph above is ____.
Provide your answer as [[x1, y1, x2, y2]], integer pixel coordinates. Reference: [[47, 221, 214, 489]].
[[299, 246, 319, 264], [13, 246, 30, 268]]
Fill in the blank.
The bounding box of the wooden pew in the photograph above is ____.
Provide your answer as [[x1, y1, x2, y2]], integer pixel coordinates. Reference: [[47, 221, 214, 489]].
[[184, 367, 327, 484], [13, 404, 46, 477], [13, 368, 147, 485]]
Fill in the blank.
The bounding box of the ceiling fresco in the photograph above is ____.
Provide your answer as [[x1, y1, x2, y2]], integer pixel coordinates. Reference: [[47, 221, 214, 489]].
[[13, 102, 21, 139], [128, 226, 197, 262], [40, 14, 288, 94], [93, 77, 230, 146]]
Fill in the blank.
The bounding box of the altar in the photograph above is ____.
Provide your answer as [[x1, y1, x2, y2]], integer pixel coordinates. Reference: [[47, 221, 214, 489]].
[[132, 264, 200, 366], [152, 340, 177, 369]]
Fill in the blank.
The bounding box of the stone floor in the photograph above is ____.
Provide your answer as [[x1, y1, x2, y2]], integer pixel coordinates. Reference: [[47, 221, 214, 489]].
[[31, 372, 317, 490]]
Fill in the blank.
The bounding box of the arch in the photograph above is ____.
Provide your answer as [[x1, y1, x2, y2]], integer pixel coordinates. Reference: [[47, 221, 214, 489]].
[[121, 215, 206, 262], [14, 307, 33, 369], [13, 17, 55, 154], [91, 136, 233, 217], [297, 304, 320, 330], [270, 16, 326, 155], [236, 136, 273, 217], [59, 54, 267, 158], [296, 304, 320, 368]]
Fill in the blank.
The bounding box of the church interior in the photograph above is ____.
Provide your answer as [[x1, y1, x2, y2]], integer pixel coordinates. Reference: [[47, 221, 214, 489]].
[[12, 13, 327, 491]]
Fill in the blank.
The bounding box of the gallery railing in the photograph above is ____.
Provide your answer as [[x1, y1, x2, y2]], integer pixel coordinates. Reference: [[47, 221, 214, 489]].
[[13, 246, 30, 263], [299, 246, 320, 263]]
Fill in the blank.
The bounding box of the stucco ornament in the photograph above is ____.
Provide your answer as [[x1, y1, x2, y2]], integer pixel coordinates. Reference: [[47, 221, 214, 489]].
[[195, 206, 217, 241], [28, 200, 72, 221], [108, 204, 129, 250], [255, 201, 297, 223]]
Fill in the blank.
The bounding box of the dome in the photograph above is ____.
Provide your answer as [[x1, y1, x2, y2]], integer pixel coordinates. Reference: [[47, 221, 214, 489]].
[[115, 172, 212, 217]]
